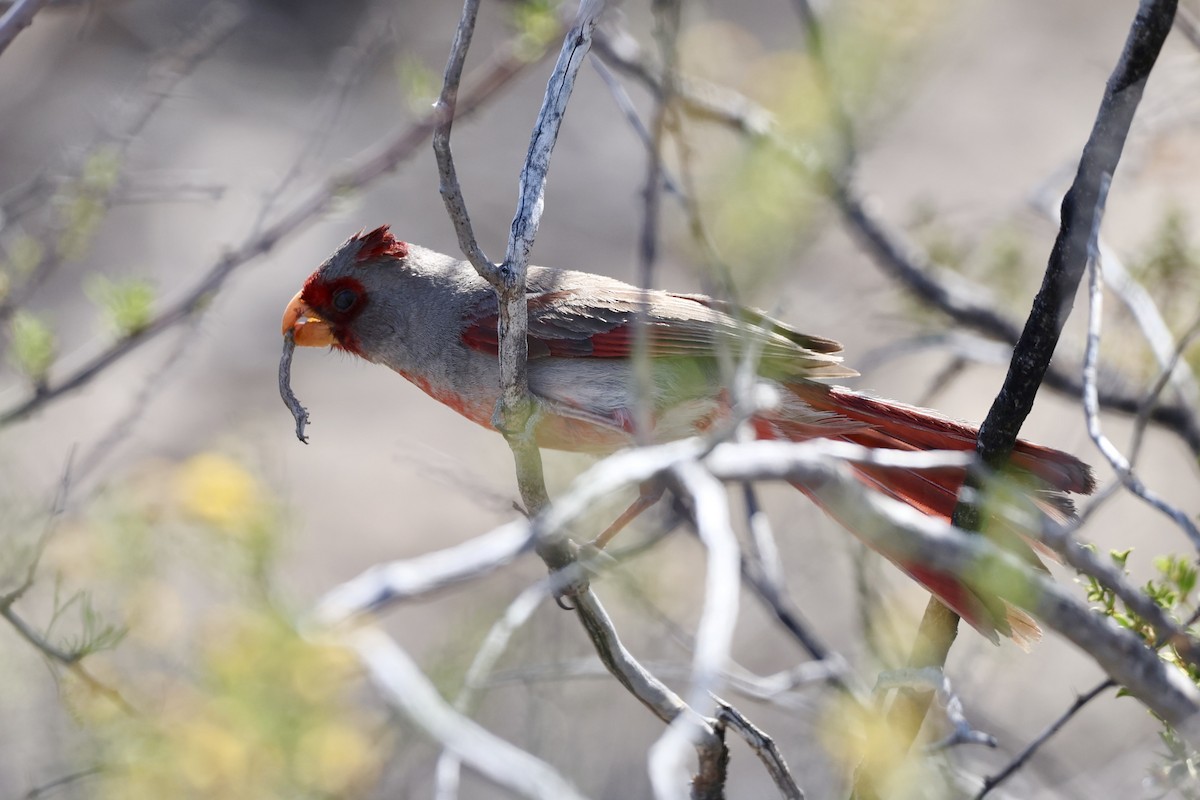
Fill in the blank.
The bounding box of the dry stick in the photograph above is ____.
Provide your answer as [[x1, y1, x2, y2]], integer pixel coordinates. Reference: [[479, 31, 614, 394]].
[[974, 679, 1117, 799], [0, 0, 50, 58], [486, 658, 835, 709], [0, 26, 541, 427], [634, 6, 739, 793], [879, 0, 1178, 775]]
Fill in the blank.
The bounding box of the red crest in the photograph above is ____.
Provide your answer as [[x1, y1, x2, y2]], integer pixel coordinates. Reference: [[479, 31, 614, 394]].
[[355, 225, 408, 262]]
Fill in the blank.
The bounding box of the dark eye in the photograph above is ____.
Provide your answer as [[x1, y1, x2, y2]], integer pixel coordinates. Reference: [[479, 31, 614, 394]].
[[332, 288, 358, 313]]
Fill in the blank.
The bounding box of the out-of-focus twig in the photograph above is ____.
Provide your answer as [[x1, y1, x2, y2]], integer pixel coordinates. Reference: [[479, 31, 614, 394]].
[[0, 0, 51, 59], [872, 668, 997, 752], [435, 582, 548, 800], [21, 766, 103, 800], [349, 626, 589, 800]]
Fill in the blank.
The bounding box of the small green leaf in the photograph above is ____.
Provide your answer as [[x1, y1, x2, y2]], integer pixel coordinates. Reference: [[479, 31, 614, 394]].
[[9, 310, 57, 383], [81, 145, 122, 193], [510, 0, 561, 61], [1111, 548, 1133, 569], [5, 233, 44, 277], [86, 275, 155, 336], [396, 55, 437, 115]]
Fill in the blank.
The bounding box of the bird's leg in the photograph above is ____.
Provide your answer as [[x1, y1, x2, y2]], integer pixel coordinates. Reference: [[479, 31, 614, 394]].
[[589, 480, 665, 550]]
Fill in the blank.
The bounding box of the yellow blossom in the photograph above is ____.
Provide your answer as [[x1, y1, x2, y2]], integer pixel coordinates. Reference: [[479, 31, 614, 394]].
[[175, 453, 262, 533]]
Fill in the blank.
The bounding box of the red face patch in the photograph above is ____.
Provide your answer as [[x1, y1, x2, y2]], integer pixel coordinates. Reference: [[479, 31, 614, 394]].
[[356, 225, 408, 263], [299, 273, 369, 355]]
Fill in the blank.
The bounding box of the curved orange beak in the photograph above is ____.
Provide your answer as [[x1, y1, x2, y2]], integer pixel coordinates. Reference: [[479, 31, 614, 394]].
[[281, 291, 337, 347]]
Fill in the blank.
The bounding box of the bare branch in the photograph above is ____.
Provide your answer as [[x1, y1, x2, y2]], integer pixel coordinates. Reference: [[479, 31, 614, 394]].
[[348, 626, 590, 800], [21, 766, 103, 800], [487, 658, 835, 710], [311, 521, 532, 627], [969, 0, 1177, 473]]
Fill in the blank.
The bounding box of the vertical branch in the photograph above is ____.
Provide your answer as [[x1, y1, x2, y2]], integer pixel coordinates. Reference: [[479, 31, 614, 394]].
[[498, 0, 608, 558], [432, 0, 493, 273], [872, 0, 1178, 787], [969, 0, 1177, 475]]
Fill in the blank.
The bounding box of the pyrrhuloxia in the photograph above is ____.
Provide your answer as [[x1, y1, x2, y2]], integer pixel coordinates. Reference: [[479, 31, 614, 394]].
[[282, 225, 1094, 646]]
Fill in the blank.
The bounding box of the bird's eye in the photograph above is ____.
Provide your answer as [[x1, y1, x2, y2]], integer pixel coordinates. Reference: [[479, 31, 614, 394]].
[[332, 288, 358, 313]]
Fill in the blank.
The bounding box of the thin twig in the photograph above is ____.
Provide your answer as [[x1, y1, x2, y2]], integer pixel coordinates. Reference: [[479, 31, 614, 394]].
[[21, 766, 104, 800], [1081, 182, 1200, 548], [974, 679, 1116, 799], [311, 520, 533, 627]]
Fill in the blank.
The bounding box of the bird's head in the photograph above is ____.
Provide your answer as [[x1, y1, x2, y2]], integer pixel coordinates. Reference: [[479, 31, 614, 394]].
[[281, 225, 410, 358]]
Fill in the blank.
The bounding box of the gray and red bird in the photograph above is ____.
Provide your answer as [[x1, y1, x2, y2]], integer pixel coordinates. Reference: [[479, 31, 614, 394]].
[[282, 225, 1094, 646]]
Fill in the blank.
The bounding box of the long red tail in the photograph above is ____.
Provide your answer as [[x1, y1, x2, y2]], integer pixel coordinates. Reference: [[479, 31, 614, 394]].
[[763, 383, 1094, 647]]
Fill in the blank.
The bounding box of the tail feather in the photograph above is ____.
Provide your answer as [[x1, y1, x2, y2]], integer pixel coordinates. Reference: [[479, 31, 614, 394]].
[[766, 381, 1094, 646], [790, 384, 1095, 494]]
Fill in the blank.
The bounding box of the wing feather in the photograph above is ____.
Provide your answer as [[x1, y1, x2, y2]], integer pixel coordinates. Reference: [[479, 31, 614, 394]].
[[460, 268, 855, 380]]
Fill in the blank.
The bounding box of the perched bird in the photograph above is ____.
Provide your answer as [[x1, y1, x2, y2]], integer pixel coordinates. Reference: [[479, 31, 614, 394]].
[[282, 225, 1094, 646]]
